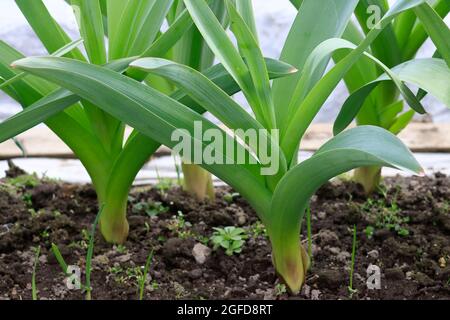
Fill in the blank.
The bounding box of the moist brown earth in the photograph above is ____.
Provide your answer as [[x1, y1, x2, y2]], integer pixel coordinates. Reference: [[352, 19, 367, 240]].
[[0, 168, 449, 300]]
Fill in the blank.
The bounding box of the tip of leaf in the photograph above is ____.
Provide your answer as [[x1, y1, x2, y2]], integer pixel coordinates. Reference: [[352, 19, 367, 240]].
[[289, 67, 299, 74], [10, 63, 16, 69]]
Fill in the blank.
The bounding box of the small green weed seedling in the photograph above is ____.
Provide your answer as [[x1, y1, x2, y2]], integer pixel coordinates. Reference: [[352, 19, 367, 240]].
[[7, 174, 40, 189], [139, 250, 154, 300], [362, 196, 410, 237], [250, 221, 267, 239], [132, 201, 169, 217], [115, 244, 127, 254], [211, 226, 248, 256], [51, 206, 103, 300], [274, 283, 287, 297], [223, 192, 240, 203]]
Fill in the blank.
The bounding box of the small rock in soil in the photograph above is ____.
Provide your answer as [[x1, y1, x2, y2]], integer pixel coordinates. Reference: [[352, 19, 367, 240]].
[[373, 229, 391, 240], [317, 211, 326, 219], [437, 266, 450, 280], [93, 254, 109, 265], [192, 243, 211, 265], [317, 229, 339, 246], [385, 267, 405, 280], [211, 211, 234, 226], [116, 253, 132, 263], [316, 270, 345, 289], [336, 251, 351, 263], [188, 269, 203, 280], [367, 249, 380, 259], [311, 289, 321, 300], [328, 247, 341, 255], [413, 272, 434, 287]]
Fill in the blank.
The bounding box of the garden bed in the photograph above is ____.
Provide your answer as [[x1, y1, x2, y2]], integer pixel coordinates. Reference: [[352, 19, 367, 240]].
[[0, 166, 449, 300]]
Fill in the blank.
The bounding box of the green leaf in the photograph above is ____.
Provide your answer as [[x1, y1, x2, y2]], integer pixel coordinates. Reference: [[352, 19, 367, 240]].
[[235, 0, 258, 41], [130, 58, 265, 136], [0, 38, 84, 90], [403, 0, 450, 60], [273, 0, 359, 130], [15, 0, 85, 60], [130, 57, 288, 186], [334, 58, 449, 134], [110, 0, 173, 59], [0, 57, 137, 143], [71, 0, 107, 65], [12, 56, 273, 220], [1, 56, 294, 152], [413, 3, 450, 66], [127, 0, 174, 56], [281, 0, 426, 164], [270, 125, 422, 293], [379, 100, 404, 128], [183, 0, 266, 125], [106, 0, 130, 53], [226, 0, 276, 129], [354, 0, 401, 68], [389, 110, 415, 135]]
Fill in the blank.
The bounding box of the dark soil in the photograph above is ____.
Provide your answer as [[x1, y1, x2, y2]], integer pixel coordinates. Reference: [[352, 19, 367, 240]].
[[0, 167, 449, 300]]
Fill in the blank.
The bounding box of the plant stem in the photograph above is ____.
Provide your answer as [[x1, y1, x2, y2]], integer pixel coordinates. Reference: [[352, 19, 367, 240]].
[[139, 249, 154, 300], [353, 166, 382, 195], [306, 206, 313, 267], [181, 163, 215, 201], [31, 246, 40, 300], [85, 205, 104, 300]]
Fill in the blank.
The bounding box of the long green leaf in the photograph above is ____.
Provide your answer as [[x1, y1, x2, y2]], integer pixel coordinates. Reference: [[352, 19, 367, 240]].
[[413, 3, 450, 66], [183, 0, 266, 125], [15, 0, 85, 60], [354, 0, 401, 68], [235, 0, 258, 41], [1, 57, 294, 146], [12, 57, 273, 219], [71, 0, 107, 65], [225, 0, 276, 129], [130, 57, 288, 186], [281, 0, 426, 164], [270, 125, 422, 293], [273, 0, 359, 130], [1, 57, 136, 144], [334, 58, 450, 134], [403, 0, 450, 60], [0, 39, 84, 90]]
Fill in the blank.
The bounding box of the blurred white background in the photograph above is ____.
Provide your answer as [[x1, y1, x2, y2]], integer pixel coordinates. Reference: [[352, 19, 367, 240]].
[[0, 0, 449, 123]]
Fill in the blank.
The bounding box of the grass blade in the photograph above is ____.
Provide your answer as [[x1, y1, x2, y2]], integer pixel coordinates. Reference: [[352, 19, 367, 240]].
[[51, 243, 69, 274], [139, 250, 154, 300], [31, 246, 41, 300], [85, 204, 104, 300]]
